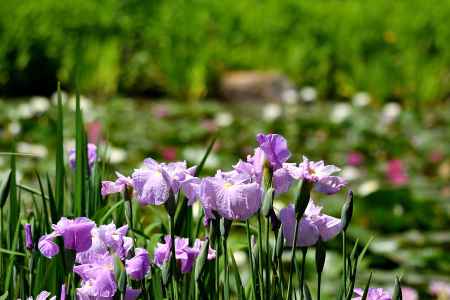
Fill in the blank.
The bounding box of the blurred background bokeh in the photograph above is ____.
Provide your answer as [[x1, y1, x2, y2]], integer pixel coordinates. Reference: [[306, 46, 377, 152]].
[[0, 0, 449, 299]]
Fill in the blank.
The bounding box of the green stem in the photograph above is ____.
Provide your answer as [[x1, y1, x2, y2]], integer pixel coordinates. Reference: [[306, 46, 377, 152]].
[[286, 218, 300, 300], [246, 220, 258, 300], [223, 236, 230, 300], [215, 236, 220, 294], [257, 214, 265, 299], [0, 207, 3, 281], [343, 231, 347, 296], [265, 217, 271, 298], [317, 272, 322, 300], [300, 248, 307, 300], [169, 215, 178, 300]]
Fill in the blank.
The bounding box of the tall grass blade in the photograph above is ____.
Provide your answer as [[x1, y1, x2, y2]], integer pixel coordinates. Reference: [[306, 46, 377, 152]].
[[195, 135, 217, 177], [46, 174, 59, 224], [230, 246, 246, 300], [74, 87, 87, 216], [55, 82, 65, 216], [4, 212, 21, 294], [361, 273, 373, 300], [8, 151, 18, 249], [304, 283, 313, 300], [0, 171, 11, 209], [35, 171, 51, 231], [392, 276, 402, 300]]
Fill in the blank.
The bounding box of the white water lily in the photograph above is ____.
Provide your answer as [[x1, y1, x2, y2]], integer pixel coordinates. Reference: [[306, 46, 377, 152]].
[[352, 92, 371, 107], [330, 103, 352, 124], [263, 103, 282, 121]]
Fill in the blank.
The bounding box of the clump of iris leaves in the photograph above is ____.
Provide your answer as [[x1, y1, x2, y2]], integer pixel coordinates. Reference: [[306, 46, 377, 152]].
[[0, 85, 403, 300]]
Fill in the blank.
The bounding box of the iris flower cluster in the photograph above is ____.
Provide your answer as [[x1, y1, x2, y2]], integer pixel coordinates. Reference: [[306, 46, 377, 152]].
[[102, 133, 348, 267], [37, 219, 147, 299], [34, 132, 385, 299], [124, 133, 346, 236]]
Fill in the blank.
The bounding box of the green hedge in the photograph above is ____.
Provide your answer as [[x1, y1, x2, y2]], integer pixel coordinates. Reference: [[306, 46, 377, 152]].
[[0, 0, 449, 101]]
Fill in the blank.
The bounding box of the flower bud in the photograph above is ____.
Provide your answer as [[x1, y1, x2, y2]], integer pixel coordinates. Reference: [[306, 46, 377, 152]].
[[195, 239, 210, 281], [392, 276, 403, 300], [220, 218, 232, 239], [113, 255, 127, 292], [24, 223, 33, 250], [315, 239, 326, 274], [261, 187, 274, 217], [295, 180, 313, 219], [341, 190, 354, 232], [273, 227, 284, 263], [164, 191, 177, 217]]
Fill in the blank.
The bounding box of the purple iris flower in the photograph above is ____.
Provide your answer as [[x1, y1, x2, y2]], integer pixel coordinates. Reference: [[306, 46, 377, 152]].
[[192, 239, 217, 260], [74, 255, 117, 299], [76, 224, 133, 264], [101, 172, 133, 197], [124, 288, 142, 300], [199, 170, 262, 221], [256, 133, 291, 169], [52, 217, 96, 252], [38, 232, 60, 258], [26, 290, 55, 300], [24, 223, 33, 250], [352, 288, 392, 300], [132, 158, 199, 206], [38, 217, 96, 258], [97, 224, 133, 259], [280, 200, 342, 247], [154, 236, 216, 273], [60, 284, 66, 300], [272, 165, 295, 194], [125, 248, 150, 280], [234, 134, 295, 194], [286, 156, 347, 195], [68, 143, 97, 172]]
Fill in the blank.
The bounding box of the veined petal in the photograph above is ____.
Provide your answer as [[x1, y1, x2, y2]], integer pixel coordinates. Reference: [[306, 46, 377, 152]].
[[315, 176, 347, 195], [215, 181, 262, 220], [273, 167, 294, 194]]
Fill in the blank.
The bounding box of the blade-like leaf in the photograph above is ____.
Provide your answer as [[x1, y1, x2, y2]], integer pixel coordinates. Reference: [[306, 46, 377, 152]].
[[361, 273, 373, 300], [392, 276, 402, 300], [304, 282, 313, 300], [55, 82, 65, 216], [8, 153, 18, 248], [195, 135, 217, 177], [46, 174, 59, 223], [230, 245, 246, 300], [98, 200, 125, 225], [0, 170, 11, 208]]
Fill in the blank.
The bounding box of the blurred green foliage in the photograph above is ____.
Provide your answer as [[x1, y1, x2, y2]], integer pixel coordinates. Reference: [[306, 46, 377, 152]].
[[1, 0, 450, 101]]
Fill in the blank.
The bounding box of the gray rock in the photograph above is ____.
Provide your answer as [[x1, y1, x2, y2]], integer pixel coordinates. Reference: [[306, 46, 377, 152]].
[[220, 71, 295, 102]]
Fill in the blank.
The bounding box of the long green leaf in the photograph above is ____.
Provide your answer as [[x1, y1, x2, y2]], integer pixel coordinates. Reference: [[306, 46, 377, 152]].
[[74, 86, 87, 216], [230, 245, 246, 300], [35, 172, 51, 230], [195, 135, 217, 177], [46, 174, 59, 224], [0, 248, 26, 257], [4, 212, 21, 293], [361, 273, 373, 300], [55, 82, 65, 216], [8, 152, 18, 248], [99, 200, 125, 224], [0, 171, 11, 208]]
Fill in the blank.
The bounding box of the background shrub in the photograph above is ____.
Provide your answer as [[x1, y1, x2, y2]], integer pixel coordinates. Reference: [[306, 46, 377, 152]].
[[0, 0, 449, 102]]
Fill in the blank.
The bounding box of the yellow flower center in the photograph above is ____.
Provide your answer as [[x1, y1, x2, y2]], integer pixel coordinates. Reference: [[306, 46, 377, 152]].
[[223, 182, 233, 189]]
